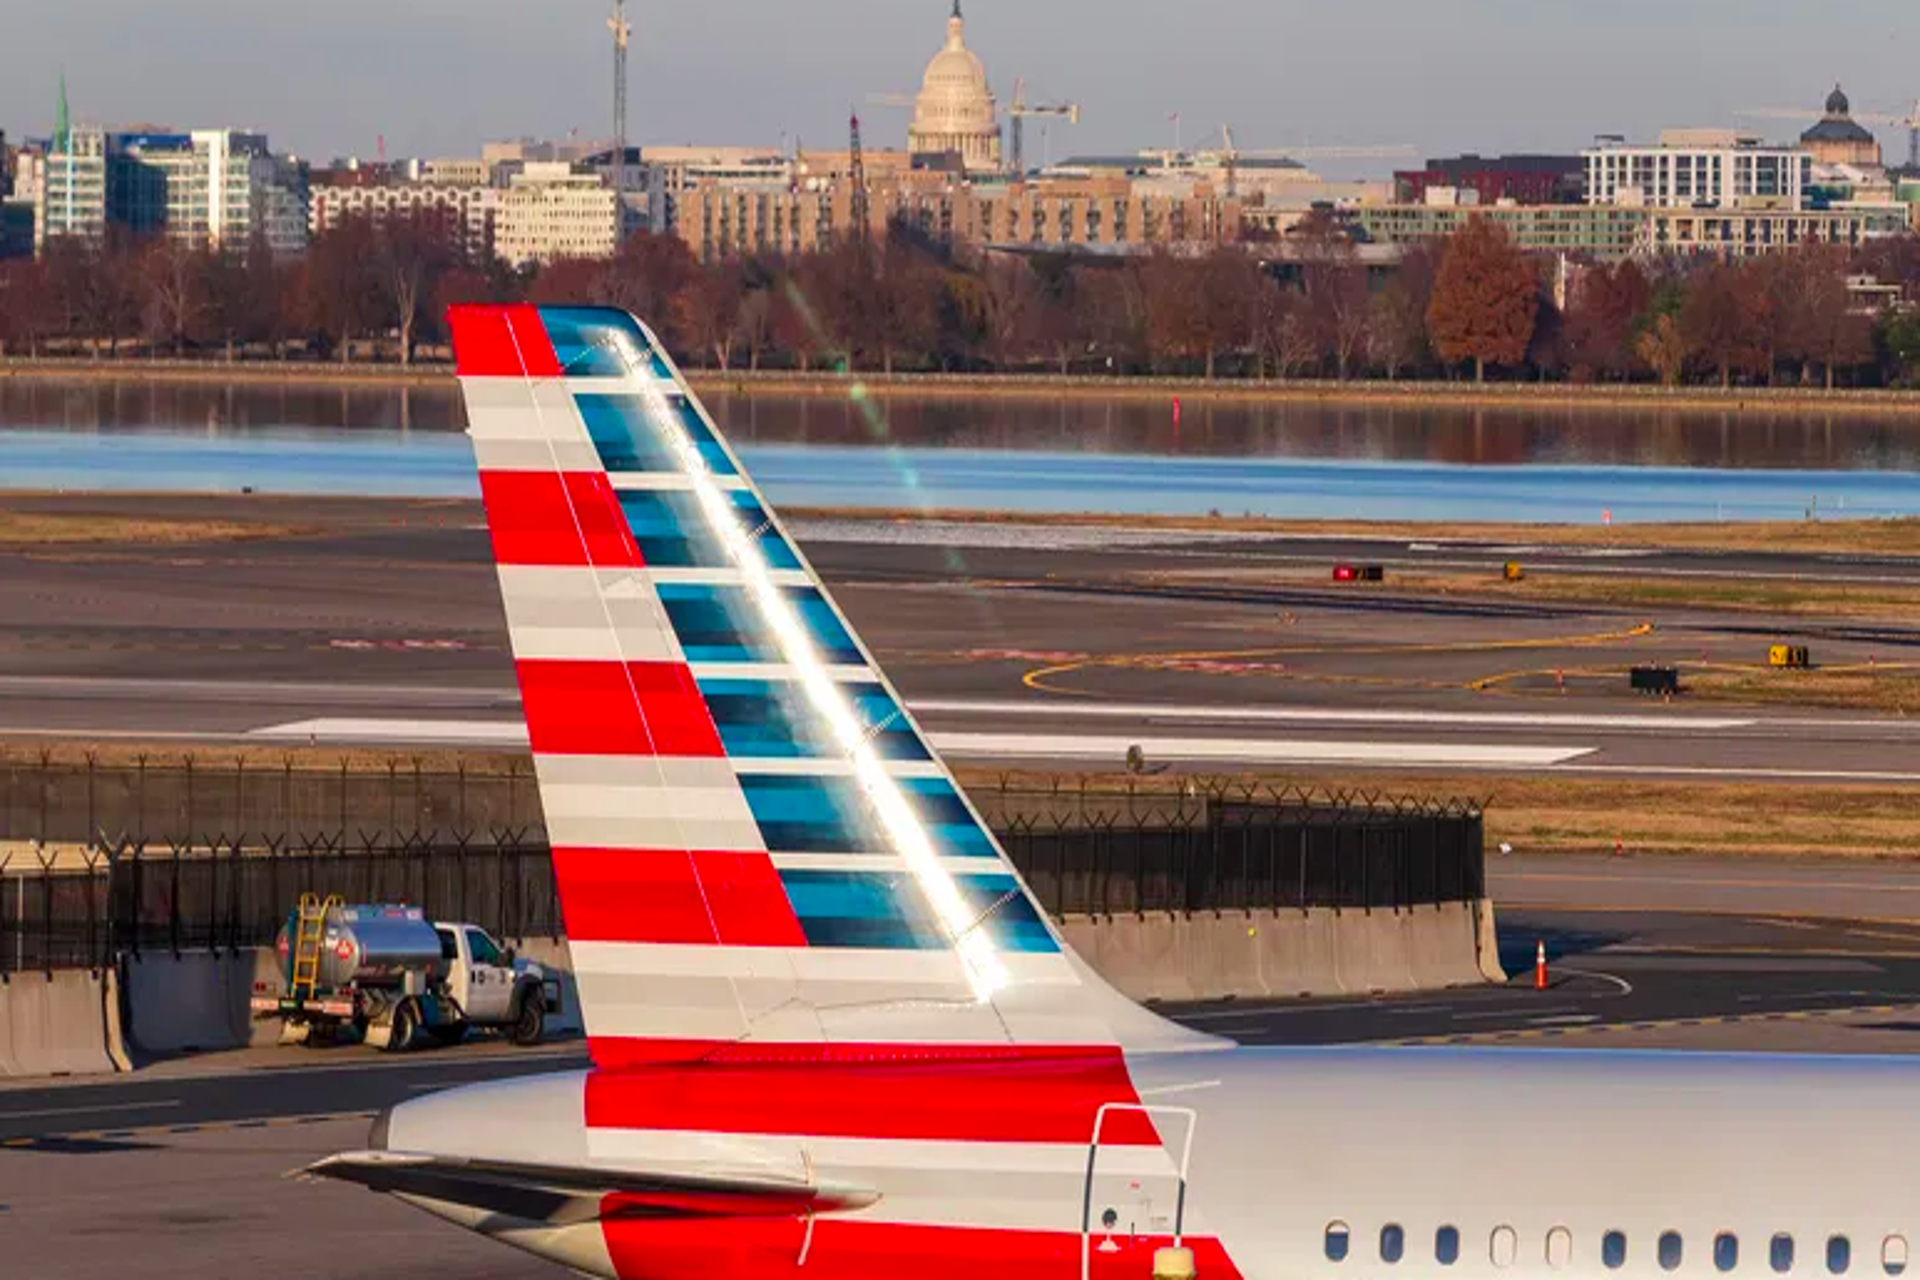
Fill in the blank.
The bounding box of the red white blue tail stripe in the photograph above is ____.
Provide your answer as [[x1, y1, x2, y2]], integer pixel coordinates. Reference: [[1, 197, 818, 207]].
[[446, 305, 1231, 1280]]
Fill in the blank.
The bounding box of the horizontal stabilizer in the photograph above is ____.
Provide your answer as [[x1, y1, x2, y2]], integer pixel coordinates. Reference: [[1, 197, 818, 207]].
[[306, 1150, 880, 1226]]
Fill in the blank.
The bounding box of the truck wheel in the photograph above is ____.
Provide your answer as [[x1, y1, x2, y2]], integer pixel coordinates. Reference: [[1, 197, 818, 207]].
[[509, 990, 545, 1046], [429, 1023, 467, 1048], [385, 1001, 418, 1053]]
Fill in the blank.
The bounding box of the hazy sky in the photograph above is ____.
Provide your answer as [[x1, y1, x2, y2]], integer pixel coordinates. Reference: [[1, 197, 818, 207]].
[[4, 0, 1917, 175]]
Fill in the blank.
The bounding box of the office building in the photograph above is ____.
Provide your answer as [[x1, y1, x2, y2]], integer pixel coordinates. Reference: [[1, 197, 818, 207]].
[[1356, 200, 1648, 260], [1584, 130, 1810, 210], [1395, 155, 1583, 206], [34, 127, 307, 256], [309, 176, 493, 259], [493, 162, 619, 266], [1641, 204, 1909, 257], [675, 165, 1243, 261]]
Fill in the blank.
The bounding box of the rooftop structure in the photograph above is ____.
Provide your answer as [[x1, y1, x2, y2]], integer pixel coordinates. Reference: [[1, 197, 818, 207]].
[[1641, 203, 1908, 257], [309, 179, 493, 259], [492, 162, 618, 266], [1356, 202, 1648, 261], [1583, 132, 1809, 210], [908, 3, 1001, 174], [1395, 154, 1583, 206], [1800, 85, 1883, 168], [34, 125, 307, 256]]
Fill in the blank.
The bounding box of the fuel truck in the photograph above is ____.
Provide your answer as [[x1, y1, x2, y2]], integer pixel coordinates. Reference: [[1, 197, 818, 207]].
[[251, 901, 561, 1050]]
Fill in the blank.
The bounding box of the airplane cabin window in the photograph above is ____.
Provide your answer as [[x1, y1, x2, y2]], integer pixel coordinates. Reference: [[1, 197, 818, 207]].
[[1326, 1222, 1351, 1263], [1548, 1227, 1574, 1269], [1382, 1225, 1405, 1265], [1604, 1232, 1629, 1270], [1831, 1236, 1854, 1275], [1661, 1232, 1686, 1272], [1437, 1226, 1461, 1267], [1717, 1234, 1741, 1273], [1774, 1235, 1797, 1274], [1492, 1227, 1519, 1270], [1883, 1235, 1909, 1276]]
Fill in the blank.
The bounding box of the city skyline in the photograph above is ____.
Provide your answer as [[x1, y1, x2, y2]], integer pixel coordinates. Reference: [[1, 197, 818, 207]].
[[3, 0, 1918, 172]]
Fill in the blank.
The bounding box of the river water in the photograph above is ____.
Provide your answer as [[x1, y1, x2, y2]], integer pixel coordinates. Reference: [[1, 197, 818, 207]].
[[1, 378, 1916, 523]]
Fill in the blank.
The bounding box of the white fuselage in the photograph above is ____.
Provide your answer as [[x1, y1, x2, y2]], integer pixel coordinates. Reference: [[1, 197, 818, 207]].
[[383, 1044, 1920, 1280]]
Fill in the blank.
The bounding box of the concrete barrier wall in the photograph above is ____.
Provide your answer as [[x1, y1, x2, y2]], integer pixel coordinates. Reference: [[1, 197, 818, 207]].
[[1060, 900, 1500, 1004], [510, 937, 584, 1036], [0, 970, 116, 1077]]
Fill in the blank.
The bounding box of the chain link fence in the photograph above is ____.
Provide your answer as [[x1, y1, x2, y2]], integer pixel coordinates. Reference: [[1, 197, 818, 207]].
[[0, 761, 1485, 974]]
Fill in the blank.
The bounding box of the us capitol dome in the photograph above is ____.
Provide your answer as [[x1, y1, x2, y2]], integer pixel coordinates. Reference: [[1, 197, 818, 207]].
[[908, 2, 1003, 173]]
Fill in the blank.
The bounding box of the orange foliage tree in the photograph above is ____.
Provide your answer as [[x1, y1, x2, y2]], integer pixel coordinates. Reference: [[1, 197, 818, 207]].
[[1425, 217, 1538, 382]]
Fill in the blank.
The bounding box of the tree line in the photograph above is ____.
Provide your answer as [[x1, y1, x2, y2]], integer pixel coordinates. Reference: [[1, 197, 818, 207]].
[[3, 209, 1920, 388]]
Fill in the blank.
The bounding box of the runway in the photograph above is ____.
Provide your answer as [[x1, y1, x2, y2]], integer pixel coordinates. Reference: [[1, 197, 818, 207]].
[[0, 495, 1916, 782]]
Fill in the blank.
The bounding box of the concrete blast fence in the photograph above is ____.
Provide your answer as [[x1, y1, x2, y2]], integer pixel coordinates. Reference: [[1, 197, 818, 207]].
[[1059, 900, 1498, 1004]]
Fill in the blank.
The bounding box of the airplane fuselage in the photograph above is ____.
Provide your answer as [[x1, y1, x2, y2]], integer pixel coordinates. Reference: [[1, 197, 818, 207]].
[[381, 1045, 1920, 1280]]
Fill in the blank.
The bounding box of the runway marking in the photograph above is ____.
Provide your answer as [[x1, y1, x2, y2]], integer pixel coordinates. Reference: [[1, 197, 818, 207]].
[[1502, 870, 1920, 896], [1381, 1002, 1920, 1048], [1020, 624, 1658, 696], [1553, 763, 1920, 784], [0, 1099, 180, 1122], [0, 1110, 378, 1148], [1552, 968, 1635, 998], [250, 720, 1598, 768], [908, 698, 1757, 733], [930, 732, 1594, 769], [252, 717, 528, 747]]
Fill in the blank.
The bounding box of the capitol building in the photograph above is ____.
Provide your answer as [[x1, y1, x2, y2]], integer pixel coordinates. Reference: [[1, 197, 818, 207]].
[[907, 3, 1003, 173]]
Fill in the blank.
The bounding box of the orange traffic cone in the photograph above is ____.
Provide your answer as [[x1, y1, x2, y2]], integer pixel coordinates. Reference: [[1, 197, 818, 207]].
[[1534, 941, 1549, 991]]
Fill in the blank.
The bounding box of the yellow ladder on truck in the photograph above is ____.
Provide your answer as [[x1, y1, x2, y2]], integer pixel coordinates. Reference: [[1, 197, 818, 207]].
[[290, 893, 341, 1002]]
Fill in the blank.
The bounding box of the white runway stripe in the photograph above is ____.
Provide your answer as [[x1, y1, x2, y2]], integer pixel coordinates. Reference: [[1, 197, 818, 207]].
[[910, 699, 1756, 733], [930, 732, 1594, 768]]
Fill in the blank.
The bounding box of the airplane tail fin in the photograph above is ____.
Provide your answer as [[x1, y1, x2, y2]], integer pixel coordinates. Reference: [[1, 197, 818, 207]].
[[447, 304, 1213, 1068]]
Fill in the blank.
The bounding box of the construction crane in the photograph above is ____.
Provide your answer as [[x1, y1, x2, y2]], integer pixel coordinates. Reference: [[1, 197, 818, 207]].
[[1216, 126, 1415, 197], [1008, 78, 1080, 176], [848, 111, 871, 250], [1737, 101, 1920, 169]]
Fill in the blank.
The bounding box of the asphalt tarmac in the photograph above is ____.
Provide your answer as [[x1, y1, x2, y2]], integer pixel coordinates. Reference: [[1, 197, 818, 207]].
[[8, 850, 1920, 1277], [1, 496, 1917, 781]]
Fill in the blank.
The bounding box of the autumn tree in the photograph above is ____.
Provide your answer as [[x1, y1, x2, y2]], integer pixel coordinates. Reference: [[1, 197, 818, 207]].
[[1366, 243, 1436, 380], [1193, 247, 1263, 378], [1636, 314, 1687, 387], [1679, 261, 1768, 388], [377, 210, 460, 364], [1140, 250, 1211, 374], [678, 258, 747, 369], [602, 232, 699, 354], [1296, 212, 1370, 379], [734, 271, 777, 372], [139, 237, 211, 354], [1426, 217, 1538, 382], [864, 234, 942, 374], [1562, 260, 1651, 381], [300, 217, 383, 362], [0, 258, 55, 357]]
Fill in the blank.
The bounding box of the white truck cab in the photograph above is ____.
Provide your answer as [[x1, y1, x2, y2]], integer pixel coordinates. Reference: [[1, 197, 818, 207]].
[[255, 901, 562, 1052], [433, 923, 547, 1043]]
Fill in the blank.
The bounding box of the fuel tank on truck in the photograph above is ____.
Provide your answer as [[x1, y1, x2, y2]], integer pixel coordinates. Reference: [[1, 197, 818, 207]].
[[275, 904, 450, 990]]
